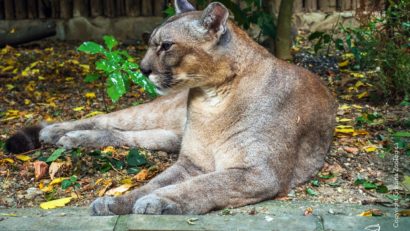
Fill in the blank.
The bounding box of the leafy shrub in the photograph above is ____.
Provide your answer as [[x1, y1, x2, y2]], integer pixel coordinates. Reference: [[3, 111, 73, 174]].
[[165, 0, 277, 43], [309, 0, 410, 102], [78, 35, 157, 102]]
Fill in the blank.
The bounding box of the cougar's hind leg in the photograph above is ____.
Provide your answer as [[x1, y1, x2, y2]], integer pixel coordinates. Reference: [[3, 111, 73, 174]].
[[40, 90, 188, 146], [56, 129, 182, 153]]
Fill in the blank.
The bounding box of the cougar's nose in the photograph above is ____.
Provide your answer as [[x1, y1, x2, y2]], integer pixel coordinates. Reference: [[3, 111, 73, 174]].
[[140, 67, 152, 76]]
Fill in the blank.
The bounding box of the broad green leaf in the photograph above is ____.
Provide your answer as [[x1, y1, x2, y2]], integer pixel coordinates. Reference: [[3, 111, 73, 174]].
[[84, 73, 100, 83], [393, 131, 410, 137], [61, 179, 72, 189], [106, 72, 126, 102], [363, 181, 377, 189], [306, 188, 318, 196], [103, 35, 118, 50], [46, 148, 65, 163], [376, 185, 388, 193], [127, 148, 147, 167], [122, 61, 139, 70], [78, 42, 105, 54], [311, 179, 320, 187], [128, 71, 157, 97], [96, 59, 116, 73]]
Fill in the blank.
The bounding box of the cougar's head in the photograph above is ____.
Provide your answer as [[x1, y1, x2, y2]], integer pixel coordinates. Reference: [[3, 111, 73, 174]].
[[140, 0, 231, 95]]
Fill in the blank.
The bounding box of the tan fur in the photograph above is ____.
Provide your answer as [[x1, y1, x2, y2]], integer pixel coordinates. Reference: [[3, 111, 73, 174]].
[[38, 1, 337, 215]]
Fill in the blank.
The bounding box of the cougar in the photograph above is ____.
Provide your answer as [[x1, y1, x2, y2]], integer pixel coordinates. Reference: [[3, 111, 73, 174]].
[[6, 0, 337, 215]]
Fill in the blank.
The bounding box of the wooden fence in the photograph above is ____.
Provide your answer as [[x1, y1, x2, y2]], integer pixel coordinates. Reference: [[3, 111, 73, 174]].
[[0, 0, 384, 20]]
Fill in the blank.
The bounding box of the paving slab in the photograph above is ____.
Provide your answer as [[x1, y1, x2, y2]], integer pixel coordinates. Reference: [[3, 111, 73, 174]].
[[0, 201, 408, 231]]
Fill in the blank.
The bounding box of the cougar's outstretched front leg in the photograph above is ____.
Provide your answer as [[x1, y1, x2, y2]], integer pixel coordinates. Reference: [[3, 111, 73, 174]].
[[91, 157, 203, 215], [39, 90, 188, 146], [56, 129, 182, 153]]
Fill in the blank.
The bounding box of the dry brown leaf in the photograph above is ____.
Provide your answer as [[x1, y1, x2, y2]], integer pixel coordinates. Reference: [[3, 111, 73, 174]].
[[34, 161, 48, 181], [98, 179, 113, 197], [134, 169, 149, 181], [105, 184, 133, 196], [304, 207, 313, 216], [343, 146, 359, 154]]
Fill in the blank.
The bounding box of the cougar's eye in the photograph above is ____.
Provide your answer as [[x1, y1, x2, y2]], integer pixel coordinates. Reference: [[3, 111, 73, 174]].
[[160, 41, 173, 51]]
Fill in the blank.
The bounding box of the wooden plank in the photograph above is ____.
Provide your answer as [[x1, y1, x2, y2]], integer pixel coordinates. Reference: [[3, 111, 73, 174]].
[[15, 0, 27, 19], [90, 0, 103, 17], [153, 0, 164, 16], [116, 0, 125, 16], [27, 0, 38, 19], [73, 0, 89, 17], [341, 0, 352, 11], [294, 0, 303, 12], [51, 0, 60, 18], [125, 0, 141, 17], [0, 0, 5, 20], [60, 0, 73, 19], [141, 0, 152, 16], [103, 0, 116, 17], [4, 0, 14, 19], [318, 0, 336, 12], [304, 0, 317, 11]]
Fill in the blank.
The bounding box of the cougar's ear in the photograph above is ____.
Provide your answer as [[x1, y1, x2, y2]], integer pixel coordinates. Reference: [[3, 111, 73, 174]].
[[175, 0, 196, 14], [200, 2, 229, 36]]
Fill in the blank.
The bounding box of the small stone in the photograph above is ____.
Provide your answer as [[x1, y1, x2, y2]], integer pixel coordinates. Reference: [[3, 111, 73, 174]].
[[25, 187, 43, 200]]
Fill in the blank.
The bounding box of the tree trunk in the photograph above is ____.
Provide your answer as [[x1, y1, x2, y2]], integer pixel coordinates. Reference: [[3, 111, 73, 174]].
[[274, 0, 294, 60], [0, 21, 57, 47], [0, 0, 5, 20]]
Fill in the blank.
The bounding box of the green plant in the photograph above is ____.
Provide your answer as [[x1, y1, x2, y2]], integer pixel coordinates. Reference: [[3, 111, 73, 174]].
[[165, 0, 277, 43], [61, 175, 80, 190], [309, 0, 410, 102], [78, 35, 157, 102]]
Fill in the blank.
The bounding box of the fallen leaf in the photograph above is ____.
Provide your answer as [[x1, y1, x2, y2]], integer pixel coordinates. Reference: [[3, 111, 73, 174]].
[[134, 169, 148, 181], [304, 207, 313, 216], [343, 146, 359, 154], [73, 106, 85, 111], [34, 161, 48, 181], [338, 60, 349, 68], [186, 217, 199, 225], [98, 179, 113, 197], [85, 92, 96, 99], [48, 162, 64, 180], [40, 197, 72, 209], [398, 210, 410, 217], [364, 146, 377, 153], [105, 184, 133, 196], [1, 158, 14, 164], [15, 154, 31, 162]]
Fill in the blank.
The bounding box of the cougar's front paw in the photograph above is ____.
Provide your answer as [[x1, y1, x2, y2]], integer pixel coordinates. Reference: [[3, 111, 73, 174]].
[[132, 194, 182, 215], [56, 131, 85, 149], [90, 197, 116, 216], [39, 124, 69, 144]]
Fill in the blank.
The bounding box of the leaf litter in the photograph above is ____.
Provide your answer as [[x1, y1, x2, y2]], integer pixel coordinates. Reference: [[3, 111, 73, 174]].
[[0, 39, 409, 210]]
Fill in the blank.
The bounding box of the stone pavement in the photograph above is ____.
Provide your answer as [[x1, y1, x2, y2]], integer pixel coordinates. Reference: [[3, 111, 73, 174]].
[[0, 201, 408, 231]]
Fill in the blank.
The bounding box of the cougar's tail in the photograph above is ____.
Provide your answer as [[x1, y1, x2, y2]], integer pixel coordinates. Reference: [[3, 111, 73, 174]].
[[5, 125, 45, 154]]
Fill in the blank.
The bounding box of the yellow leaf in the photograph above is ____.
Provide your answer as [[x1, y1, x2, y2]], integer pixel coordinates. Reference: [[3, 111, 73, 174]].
[[24, 113, 34, 119], [69, 60, 79, 65], [352, 105, 363, 109], [85, 92, 96, 99], [73, 106, 85, 111], [24, 99, 31, 105], [38, 76, 46, 80], [98, 179, 113, 197], [2, 66, 14, 72], [80, 64, 90, 72], [84, 111, 105, 118], [102, 146, 116, 154], [15, 155, 31, 162], [364, 146, 377, 153], [338, 104, 350, 110], [338, 118, 352, 122], [351, 72, 364, 78], [40, 185, 54, 193], [335, 125, 354, 134], [353, 130, 369, 136], [65, 77, 74, 81], [50, 177, 67, 185], [1, 158, 14, 164], [354, 81, 365, 89], [105, 184, 133, 196], [6, 84, 14, 90], [338, 60, 349, 68], [40, 197, 72, 210], [358, 210, 373, 217], [0, 213, 17, 217], [342, 53, 354, 59], [357, 91, 369, 99], [121, 178, 133, 184]]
